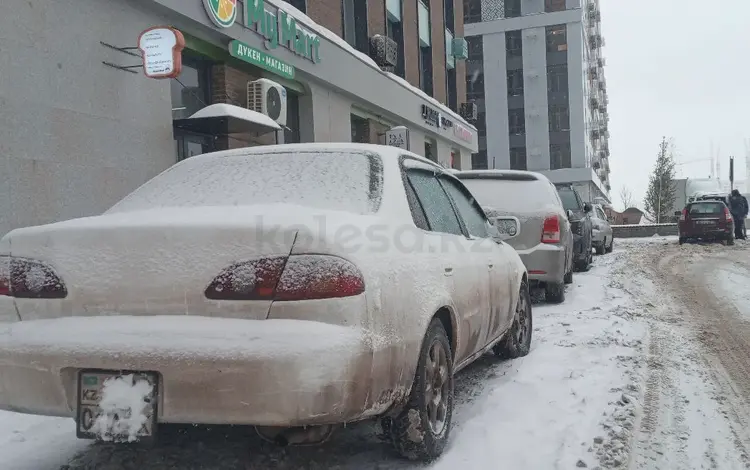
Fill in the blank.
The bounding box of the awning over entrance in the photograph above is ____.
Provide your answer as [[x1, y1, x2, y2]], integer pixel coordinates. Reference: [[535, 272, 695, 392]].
[[173, 103, 281, 135]]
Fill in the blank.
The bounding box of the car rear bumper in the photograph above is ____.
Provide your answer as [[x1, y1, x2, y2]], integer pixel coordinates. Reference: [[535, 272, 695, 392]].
[[516, 243, 566, 283], [0, 316, 405, 427]]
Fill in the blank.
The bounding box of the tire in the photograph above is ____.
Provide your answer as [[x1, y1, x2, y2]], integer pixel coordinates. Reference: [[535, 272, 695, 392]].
[[545, 281, 565, 304], [727, 236, 735, 246], [494, 280, 533, 359], [678, 237, 685, 245], [605, 238, 614, 253], [595, 242, 605, 255], [563, 267, 573, 284], [390, 318, 454, 462]]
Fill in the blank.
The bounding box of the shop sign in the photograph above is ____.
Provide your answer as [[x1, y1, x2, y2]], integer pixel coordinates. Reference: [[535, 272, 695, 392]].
[[421, 104, 453, 129], [453, 123, 473, 143], [386, 126, 410, 150], [229, 40, 295, 79], [202, 0, 322, 64], [137, 26, 185, 79]]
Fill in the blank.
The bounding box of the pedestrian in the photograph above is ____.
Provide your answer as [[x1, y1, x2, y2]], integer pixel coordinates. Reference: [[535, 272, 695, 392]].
[[728, 189, 748, 240]]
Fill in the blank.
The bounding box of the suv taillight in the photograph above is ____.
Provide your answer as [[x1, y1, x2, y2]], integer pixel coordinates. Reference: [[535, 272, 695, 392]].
[[680, 209, 687, 221], [542, 215, 561, 244], [205, 255, 365, 301], [0, 256, 68, 299], [724, 206, 733, 222]]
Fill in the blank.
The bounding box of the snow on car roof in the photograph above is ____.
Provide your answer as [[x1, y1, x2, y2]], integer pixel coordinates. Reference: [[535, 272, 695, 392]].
[[271, 0, 476, 131]]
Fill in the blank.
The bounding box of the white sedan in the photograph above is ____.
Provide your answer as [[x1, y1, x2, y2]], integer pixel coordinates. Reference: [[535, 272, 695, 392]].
[[0, 143, 531, 461]]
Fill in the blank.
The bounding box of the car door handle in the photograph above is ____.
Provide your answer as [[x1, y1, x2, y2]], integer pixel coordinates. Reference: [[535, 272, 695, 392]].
[[444, 267, 453, 276]]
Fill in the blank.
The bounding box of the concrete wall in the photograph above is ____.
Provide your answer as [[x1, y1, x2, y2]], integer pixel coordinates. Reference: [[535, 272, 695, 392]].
[[0, 0, 176, 236], [482, 32, 510, 169], [522, 26, 551, 171], [567, 21, 586, 168], [613, 224, 678, 238]]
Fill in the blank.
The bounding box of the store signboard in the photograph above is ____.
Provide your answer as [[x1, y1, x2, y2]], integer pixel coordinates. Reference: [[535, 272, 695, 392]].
[[229, 40, 295, 79], [137, 26, 185, 79], [421, 104, 453, 129], [453, 123, 473, 143], [386, 126, 409, 150], [202, 0, 322, 64]]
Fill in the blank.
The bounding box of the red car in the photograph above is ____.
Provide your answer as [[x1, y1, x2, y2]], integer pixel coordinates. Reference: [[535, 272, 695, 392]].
[[677, 200, 734, 245]]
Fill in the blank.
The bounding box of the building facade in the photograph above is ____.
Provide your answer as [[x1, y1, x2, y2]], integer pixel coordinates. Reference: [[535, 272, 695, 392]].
[[0, 0, 477, 236], [463, 0, 610, 202]]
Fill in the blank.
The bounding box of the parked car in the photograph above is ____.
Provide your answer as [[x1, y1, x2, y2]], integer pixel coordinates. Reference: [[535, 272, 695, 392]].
[[590, 203, 614, 255], [677, 200, 734, 245], [454, 170, 573, 304], [555, 184, 593, 271], [0, 143, 531, 462]]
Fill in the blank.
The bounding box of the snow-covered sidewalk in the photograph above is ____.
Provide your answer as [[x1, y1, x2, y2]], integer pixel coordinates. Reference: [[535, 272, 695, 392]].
[[0, 248, 650, 469]]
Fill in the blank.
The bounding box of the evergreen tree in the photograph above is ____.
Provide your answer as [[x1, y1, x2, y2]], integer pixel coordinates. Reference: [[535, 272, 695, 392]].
[[644, 137, 677, 223]]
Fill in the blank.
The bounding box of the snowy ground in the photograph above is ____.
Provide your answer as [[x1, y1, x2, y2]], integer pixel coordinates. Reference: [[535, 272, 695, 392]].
[[2, 239, 750, 469]]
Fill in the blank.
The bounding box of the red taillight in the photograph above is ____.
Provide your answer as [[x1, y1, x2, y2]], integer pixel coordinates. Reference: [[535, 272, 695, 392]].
[[205, 255, 365, 301], [680, 209, 687, 221], [0, 256, 67, 299], [542, 215, 561, 244], [724, 207, 733, 222]]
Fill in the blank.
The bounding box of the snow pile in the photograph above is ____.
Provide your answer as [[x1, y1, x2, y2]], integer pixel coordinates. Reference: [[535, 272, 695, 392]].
[[90, 374, 154, 443]]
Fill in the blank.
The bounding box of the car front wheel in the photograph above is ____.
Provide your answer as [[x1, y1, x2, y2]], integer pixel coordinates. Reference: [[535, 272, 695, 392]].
[[494, 280, 533, 358], [390, 318, 454, 462]]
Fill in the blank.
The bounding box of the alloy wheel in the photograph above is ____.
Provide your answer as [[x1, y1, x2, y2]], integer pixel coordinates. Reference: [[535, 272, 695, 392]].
[[424, 341, 450, 435]]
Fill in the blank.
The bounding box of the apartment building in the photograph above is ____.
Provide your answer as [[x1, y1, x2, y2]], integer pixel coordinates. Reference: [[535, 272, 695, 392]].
[[0, 0, 476, 235], [463, 0, 611, 202]]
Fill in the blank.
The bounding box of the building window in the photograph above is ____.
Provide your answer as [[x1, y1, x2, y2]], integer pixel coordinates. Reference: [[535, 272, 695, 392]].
[[418, 0, 433, 96], [546, 25, 567, 52], [447, 68, 457, 111], [508, 108, 525, 135], [507, 70, 524, 96], [386, 0, 406, 78], [445, 0, 455, 31], [547, 64, 568, 93], [342, 0, 369, 53], [477, 111, 486, 136], [351, 114, 369, 143], [285, 91, 301, 144], [425, 140, 436, 162], [170, 55, 211, 120], [505, 0, 521, 17], [466, 68, 484, 100], [545, 0, 565, 12], [550, 142, 572, 169], [287, 0, 306, 13], [510, 147, 527, 170], [548, 105, 570, 132], [506, 30, 522, 58], [463, 0, 481, 24], [472, 149, 488, 169]]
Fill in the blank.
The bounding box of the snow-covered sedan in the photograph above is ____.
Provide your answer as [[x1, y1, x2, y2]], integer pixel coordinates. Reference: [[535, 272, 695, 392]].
[[0, 143, 530, 462]]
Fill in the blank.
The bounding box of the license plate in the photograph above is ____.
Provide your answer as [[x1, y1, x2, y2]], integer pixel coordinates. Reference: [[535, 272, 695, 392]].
[[696, 220, 715, 225], [76, 370, 159, 442]]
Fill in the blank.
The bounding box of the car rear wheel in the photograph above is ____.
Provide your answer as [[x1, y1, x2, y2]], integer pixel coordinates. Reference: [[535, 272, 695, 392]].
[[389, 318, 453, 462], [564, 266, 573, 284], [545, 281, 565, 303], [494, 280, 533, 359], [605, 238, 614, 253], [679, 237, 686, 245], [727, 236, 735, 246], [595, 241, 605, 255]]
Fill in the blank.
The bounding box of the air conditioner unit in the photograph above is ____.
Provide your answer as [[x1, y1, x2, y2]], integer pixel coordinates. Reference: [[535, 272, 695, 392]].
[[459, 102, 478, 122], [247, 78, 287, 127], [369, 34, 398, 69]]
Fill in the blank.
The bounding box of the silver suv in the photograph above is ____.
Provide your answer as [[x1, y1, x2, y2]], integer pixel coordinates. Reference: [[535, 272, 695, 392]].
[[455, 170, 574, 303]]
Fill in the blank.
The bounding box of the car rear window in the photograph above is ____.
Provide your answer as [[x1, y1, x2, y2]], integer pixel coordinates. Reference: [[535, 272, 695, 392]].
[[458, 178, 558, 213], [107, 151, 383, 215], [689, 202, 723, 214], [557, 189, 580, 211]]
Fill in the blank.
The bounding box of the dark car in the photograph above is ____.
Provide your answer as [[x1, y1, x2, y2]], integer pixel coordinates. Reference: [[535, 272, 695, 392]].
[[555, 184, 593, 271], [677, 200, 734, 245]]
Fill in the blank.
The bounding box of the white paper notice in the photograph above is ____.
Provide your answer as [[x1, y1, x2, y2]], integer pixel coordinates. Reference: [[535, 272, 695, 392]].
[[138, 27, 181, 78]]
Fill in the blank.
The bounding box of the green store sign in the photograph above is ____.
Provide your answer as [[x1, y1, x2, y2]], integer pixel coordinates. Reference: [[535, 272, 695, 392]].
[[229, 40, 295, 79], [202, 0, 321, 64]]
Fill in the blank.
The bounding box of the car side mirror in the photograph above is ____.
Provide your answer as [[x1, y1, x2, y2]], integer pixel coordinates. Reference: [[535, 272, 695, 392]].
[[566, 209, 574, 220], [489, 216, 520, 242], [583, 203, 592, 213]]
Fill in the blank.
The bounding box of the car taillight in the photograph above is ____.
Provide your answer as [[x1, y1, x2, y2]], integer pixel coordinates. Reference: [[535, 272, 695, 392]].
[[680, 209, 687, 221], [205, 255, 365, 301], [724, 207, 733, 222], [0, 256, 68, 299], [542, 215, 561, 244]]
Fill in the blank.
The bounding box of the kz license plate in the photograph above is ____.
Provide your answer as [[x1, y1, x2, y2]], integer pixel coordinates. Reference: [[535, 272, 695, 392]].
[[696, 220, 715, 225], [76, 370, 159, 442]]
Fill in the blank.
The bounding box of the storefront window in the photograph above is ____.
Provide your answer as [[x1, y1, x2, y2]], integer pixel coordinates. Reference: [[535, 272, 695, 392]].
[[170, 55, 211, 120], [351, 114, 369, 143]]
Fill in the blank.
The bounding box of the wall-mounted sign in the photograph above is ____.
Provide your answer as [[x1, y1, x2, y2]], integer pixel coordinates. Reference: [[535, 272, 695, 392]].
[[386, 126, 410, 150], [229, 40, 295, 79], [203, 0, 238, 28], [453, 123, 473, 143], [202, 0, 322, 64], [421, 104, 453, 129], [137, 26, 185, 79]]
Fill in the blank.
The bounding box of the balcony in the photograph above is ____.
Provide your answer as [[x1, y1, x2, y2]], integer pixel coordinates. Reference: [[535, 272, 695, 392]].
[[589, 34, 604, 49], [589, 96, 600, 110]]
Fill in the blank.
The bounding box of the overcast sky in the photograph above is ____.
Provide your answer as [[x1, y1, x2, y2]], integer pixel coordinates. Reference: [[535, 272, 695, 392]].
[[601, 0, 750, 209]]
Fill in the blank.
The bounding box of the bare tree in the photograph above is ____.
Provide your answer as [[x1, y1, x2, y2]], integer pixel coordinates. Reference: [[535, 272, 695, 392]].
[[619, 186, 635, 210]]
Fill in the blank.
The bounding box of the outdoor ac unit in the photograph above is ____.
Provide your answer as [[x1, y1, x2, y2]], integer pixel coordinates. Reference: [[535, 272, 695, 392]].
[[247, 78, 287, 127], [459, 102, 478, 122], [369, 34, 398, 69]]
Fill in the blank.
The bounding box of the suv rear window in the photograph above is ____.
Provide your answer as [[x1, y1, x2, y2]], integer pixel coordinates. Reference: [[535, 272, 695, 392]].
[[557, 189, 580, 211], [458, 178, 559, 213], [689, 202, 723, 215]]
